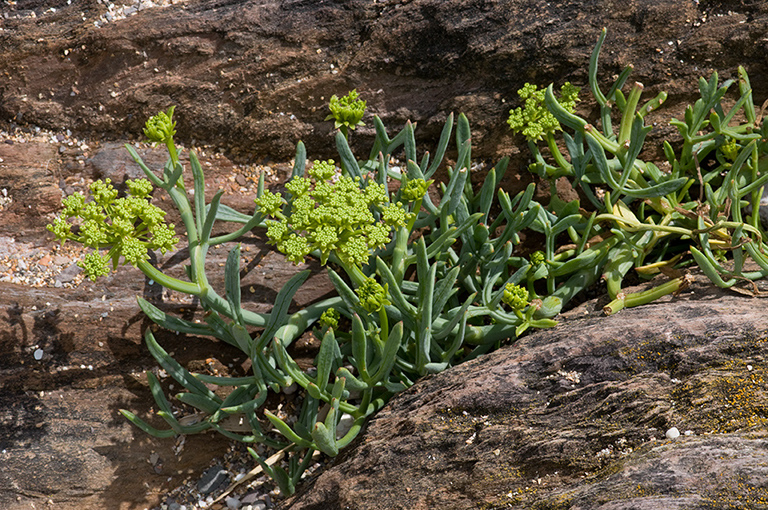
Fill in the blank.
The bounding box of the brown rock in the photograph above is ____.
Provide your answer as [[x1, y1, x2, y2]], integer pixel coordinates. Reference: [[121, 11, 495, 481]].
[[282, 276, 768, 510], [0, 142, 62, 220], [1, 0, 766, 169]]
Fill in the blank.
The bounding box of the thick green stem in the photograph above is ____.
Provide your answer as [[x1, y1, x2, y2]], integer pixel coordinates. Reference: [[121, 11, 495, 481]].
[[347, 263, 369, 288], [545, 132, 572, 172], [137, 258, 270, 327], [603, 275, 690, 315], [585, 124, 620, 153], [210, 215, 265, 245], [406, 199, 423, 233], [391, 227, 409, 282], [167, 181, 199, 246], [165, 139, 181, 170], [618, 82, 644, 147], [136, 260, 202, 295]]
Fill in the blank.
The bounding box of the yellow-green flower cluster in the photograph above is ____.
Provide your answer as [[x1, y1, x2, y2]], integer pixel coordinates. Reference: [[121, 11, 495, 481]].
[[325, 90, 366, 132], [720, 137, 739, 162], [319, 308, 340, 330], [143, 106, 177, 144], [530, 250, 546, 266], [256, 160, 415, 267], [401, 178, 434, 202], [502, 283, 530, 311], [507, 82, 580, 142], [356, 277, 391, 313], [47, 178, 178, 281]]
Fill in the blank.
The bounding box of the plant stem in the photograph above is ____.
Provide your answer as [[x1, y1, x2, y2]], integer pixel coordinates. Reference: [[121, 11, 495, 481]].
[[603, 275, 691, 315], [136, 260, 202, 295]]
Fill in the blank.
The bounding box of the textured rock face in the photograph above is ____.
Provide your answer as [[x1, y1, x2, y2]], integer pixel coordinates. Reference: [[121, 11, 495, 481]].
[[2, 0, 768, 165], [282, 277, 768, 510], [2, 1, 768, 509]]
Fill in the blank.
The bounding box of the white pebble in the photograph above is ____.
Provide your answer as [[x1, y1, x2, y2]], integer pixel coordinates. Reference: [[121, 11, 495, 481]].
[[33, 349, 44, 360], [336, 413, 355, 439], [225, 496, 241, 509], [666, 427, 680, 439]]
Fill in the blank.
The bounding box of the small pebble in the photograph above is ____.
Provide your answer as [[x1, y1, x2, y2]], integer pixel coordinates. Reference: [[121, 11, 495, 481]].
[[33, 348, 44, 360], [666, 427, 680, 439], [197, 464, 229, 494], [336, 413, 355, 439], [240, 491, 265, 506]]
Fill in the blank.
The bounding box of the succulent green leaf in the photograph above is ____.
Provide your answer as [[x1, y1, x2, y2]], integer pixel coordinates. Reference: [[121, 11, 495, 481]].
[[335, 130, 362, 180], [370, 321, 403, 384], [264, 410, 313, 448], [137, 297, 214, 337], [175, 392, 222, 415], [144, 329, 221, 402], [263, 269, 311, 349], [425, 112, 454, 179], [315, 328, 341, 393], [404, 121, 417, 165], [225, 244, 245, 325], [119, 409, 176, 438], [311, 421, 339, 457], [351, 314, 371, 383]]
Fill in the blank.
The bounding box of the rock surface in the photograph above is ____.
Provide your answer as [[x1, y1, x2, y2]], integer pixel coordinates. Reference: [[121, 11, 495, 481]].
[[2, 0, 768, 166], [283, 277, 768, 510], [2, 1, 768, 510]]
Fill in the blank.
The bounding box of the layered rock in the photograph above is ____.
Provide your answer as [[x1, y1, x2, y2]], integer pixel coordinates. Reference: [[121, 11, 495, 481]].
[[2, 1, 768, 509], [284, 276, 768, 510], [2, 0, 767, 166]]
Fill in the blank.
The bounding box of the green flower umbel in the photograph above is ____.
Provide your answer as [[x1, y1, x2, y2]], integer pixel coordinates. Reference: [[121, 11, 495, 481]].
[[47, 178, 179, 281], [143, 106, 177, 144], [507, 83, 580, 142], [356, 277, 391, 313], [501, 283, 530, 311], [256, 160, 414, 268], [319, 308, 341, 330], [325, 90, 366, 138]]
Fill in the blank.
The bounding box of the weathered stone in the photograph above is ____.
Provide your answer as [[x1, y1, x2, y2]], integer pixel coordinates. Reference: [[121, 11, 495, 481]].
[[1, 0, 767, 170], [197, 463, 229, 495], [1, 1, 768, 509], [281, 276, 768, 509]]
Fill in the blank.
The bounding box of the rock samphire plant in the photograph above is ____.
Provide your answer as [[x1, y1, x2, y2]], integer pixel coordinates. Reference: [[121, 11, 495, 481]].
[[48, 30, 768, 495]]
